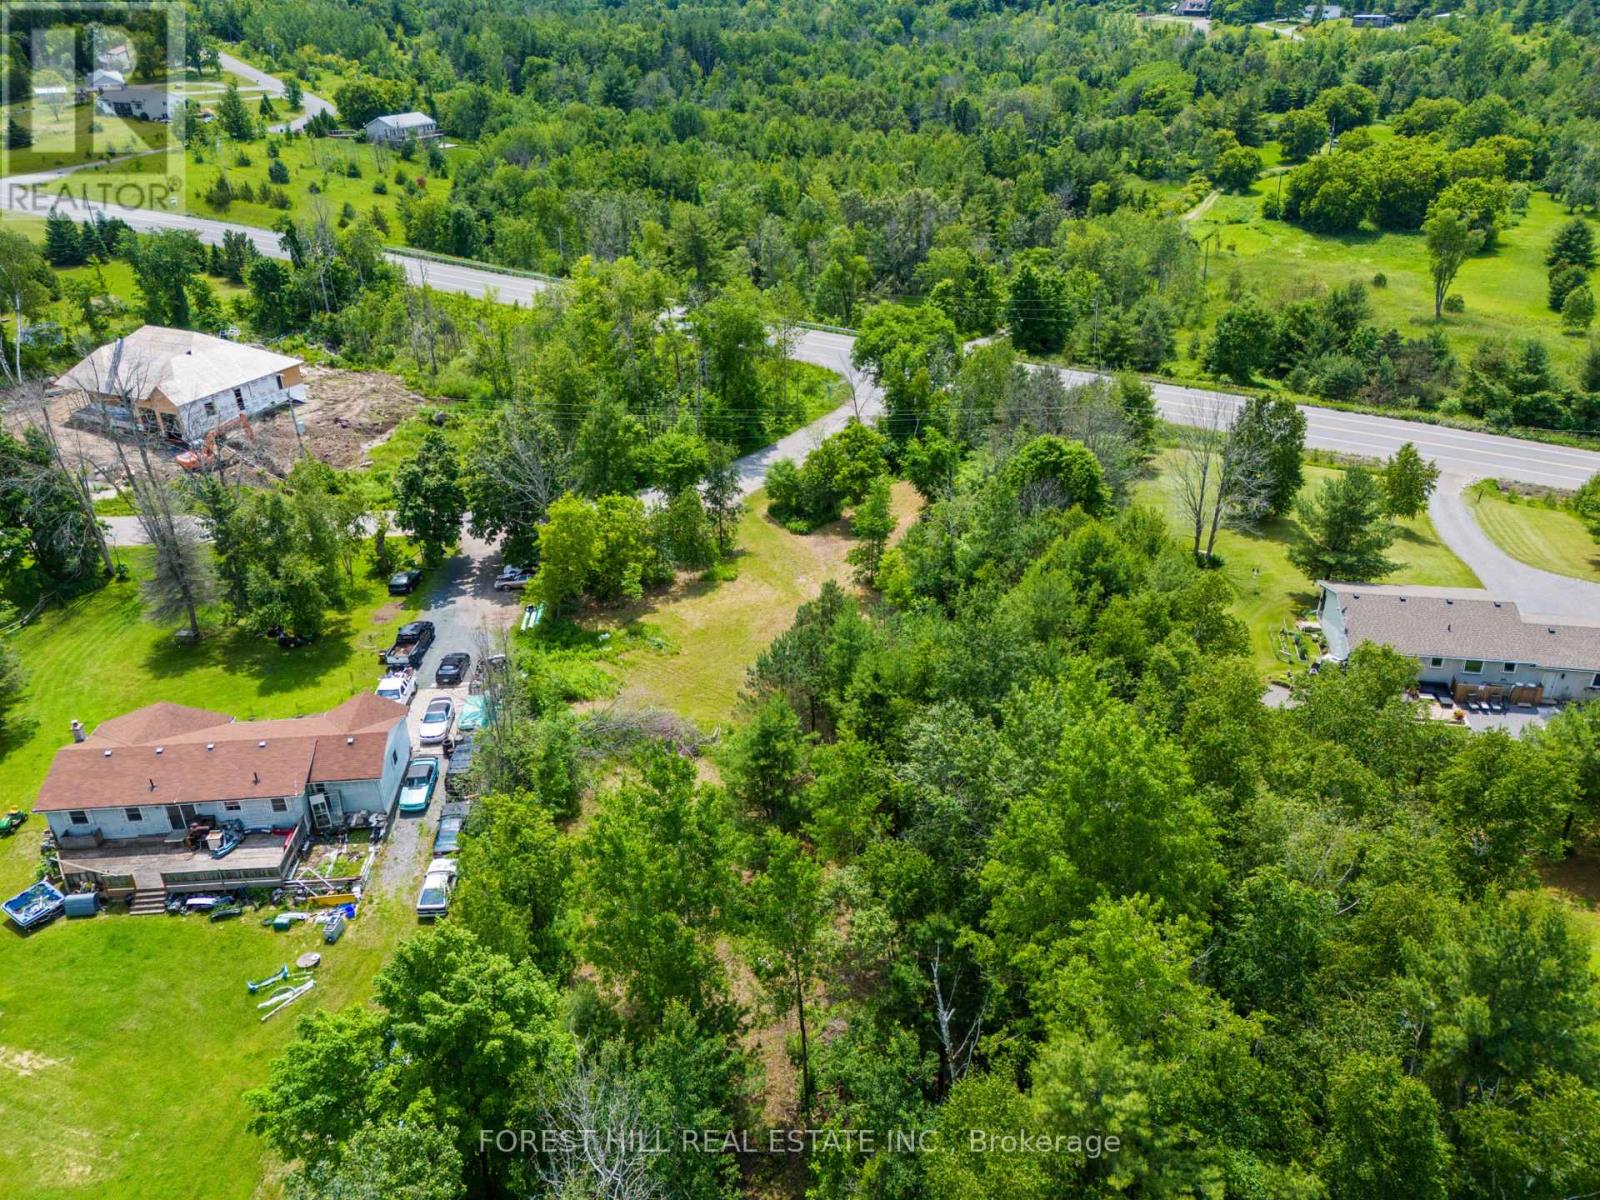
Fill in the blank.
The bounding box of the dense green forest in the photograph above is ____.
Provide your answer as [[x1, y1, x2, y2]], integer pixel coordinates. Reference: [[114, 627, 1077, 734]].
[[247, 436, 1600, 1200]]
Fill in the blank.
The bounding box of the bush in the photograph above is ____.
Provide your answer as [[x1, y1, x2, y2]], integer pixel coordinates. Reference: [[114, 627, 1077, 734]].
[[1372, 272, 1387, 288], [1443, 293, 1465, 313], [267, 158, 290, 185], [373, 179, 388, 195]]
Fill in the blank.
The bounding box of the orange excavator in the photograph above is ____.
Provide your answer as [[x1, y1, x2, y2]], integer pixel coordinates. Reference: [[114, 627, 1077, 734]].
[[176, 411, 256, 472]]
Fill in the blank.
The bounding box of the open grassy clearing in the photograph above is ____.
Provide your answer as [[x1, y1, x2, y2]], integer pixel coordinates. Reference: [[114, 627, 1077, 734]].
[[0, 101, 172, 175], [1134, 455, 1479, 674], [529, 482, 919, 728], [57, 135, 456, 243], [1466, 481, 1600, 582], [1186, 174, 1592, 376]]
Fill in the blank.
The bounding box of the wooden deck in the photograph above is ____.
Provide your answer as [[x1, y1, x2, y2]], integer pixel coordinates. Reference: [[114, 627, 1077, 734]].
[[58, 827, 302, 895]]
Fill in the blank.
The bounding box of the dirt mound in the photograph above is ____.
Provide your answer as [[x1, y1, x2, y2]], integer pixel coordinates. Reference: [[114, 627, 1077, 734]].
[[251, 366, 427, 472]]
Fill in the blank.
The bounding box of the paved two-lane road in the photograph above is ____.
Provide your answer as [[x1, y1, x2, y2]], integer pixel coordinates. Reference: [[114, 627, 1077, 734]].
[[12, 183, 1600, 607]]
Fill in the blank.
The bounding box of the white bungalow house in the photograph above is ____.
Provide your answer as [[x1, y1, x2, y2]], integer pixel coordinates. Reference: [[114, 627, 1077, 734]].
[[1318, 582, 1600, 705], [94, 83, 174, 122], [36, 696, 411, 899], [54, 326, 306, 443], [363, 110, 439, 144]]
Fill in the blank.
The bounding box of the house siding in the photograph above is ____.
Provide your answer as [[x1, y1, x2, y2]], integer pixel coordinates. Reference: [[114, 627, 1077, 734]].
[[45, 794, 308, 842], [178, 371, 307, 440], [314, 722, 411, 815], [365, 116, 438, 143]]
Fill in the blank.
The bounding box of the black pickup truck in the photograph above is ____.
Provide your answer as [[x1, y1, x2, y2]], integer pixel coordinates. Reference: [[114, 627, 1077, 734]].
[[379, 620, 435, 669]]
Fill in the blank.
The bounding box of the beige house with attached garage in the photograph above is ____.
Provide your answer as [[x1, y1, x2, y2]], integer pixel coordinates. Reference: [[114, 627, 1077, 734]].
[[1318, 582, 1600, 705], [35, 696, 410, 905], [54, 326, 305, 443]]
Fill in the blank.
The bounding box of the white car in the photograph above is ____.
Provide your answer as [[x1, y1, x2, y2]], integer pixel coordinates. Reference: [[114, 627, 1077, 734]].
[[417, 696, 455, 745], [416, 857, 458, 919], [375, 670, 416, 705]]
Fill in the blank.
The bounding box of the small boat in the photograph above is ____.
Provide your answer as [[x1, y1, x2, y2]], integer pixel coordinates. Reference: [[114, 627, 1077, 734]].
[[184, 895, 223, 911], [3, 880, 65, 930], [210, 829, 242, 859], [209, 904, 245, 922]]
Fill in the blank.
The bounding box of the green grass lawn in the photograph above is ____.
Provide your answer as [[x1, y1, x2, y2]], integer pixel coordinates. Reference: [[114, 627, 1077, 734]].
[[0, 891, 413, 1200], [1466, 481, 1600, 582], [0, 544, 430, 1199], [1135, 455, 1479, 674], [0, 101, 172, 175], [1188, 176, 1592, 376], [60, 135, 456, 244]]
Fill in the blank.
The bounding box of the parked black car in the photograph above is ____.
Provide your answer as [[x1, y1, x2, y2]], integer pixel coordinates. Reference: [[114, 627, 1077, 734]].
[[435, 651, 470, 687], [388, 568, 423, 596], [434, 815, 464, 855], [380, 620, 435, 668]]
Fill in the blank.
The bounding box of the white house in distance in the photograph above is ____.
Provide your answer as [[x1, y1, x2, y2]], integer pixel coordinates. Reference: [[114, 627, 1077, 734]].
[[54, 325, 306, 443], [35, 696, 411, 901], [364, 110, 440, 144], [1318, 582, 1600, 705]]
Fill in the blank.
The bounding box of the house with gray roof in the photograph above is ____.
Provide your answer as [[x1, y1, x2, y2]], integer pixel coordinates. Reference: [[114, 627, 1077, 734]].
[[54, 325, 305, 443], [1318, 582, 1600, 704], [364, 111, 439, 144]]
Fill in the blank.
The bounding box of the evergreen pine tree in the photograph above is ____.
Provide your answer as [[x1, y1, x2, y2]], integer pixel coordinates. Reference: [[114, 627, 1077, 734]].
[[43, 210, 83, 266]]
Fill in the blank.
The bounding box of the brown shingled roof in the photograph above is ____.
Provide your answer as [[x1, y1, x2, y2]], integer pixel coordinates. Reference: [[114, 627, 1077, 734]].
[[35, 697, 407, 812]]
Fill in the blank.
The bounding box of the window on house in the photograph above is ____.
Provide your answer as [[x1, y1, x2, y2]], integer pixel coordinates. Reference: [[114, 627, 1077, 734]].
[[224, 801, 241, 812], [1464, 660, 1484, 674], [271, 797, 288, 813], [275, 374, 284, 389], [125, 807, 143, 822], [1503, 662, 1517, 673], [68, 810, 88, 825], [1428, 657, 1443, 668], [236, 392, 246, 412], [204, 400, 216, 416]]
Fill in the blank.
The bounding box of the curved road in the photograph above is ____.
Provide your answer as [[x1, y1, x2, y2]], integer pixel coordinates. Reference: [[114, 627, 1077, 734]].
[[216, 51, 336, 134], [10, 176, 1600, 603]]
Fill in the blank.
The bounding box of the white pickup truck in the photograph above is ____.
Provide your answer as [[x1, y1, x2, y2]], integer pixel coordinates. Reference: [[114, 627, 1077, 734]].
[[375, 668, 417, 705]]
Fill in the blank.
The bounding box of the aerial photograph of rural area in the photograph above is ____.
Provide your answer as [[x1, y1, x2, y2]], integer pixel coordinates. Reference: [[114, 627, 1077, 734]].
[[3, 1, 1600, 1197]]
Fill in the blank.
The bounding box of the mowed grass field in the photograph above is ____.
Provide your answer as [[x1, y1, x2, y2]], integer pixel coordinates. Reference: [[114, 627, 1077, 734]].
[[1188, 172, 1594, 376], [0, 889, 413, 1200], [0, 546, 431, 1199], [60, 135, 455, 243], [1135, 455, 1479, 674], [1466, 482, 1600, 582]]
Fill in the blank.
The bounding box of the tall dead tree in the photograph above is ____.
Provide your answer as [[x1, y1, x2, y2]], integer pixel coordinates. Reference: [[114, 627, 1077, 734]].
[[73, 350, 217, 638], [1170, 397, 1271, 564]]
